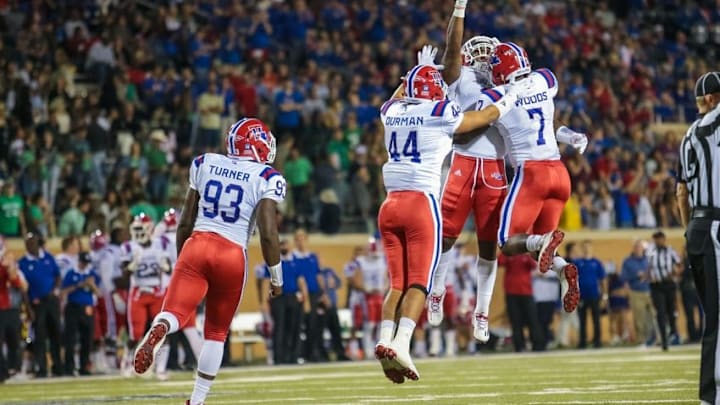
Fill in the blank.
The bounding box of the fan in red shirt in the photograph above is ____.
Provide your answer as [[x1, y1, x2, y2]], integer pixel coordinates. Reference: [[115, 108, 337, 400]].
[[500, 254, 544, 352], [0, 237, 28, 381]]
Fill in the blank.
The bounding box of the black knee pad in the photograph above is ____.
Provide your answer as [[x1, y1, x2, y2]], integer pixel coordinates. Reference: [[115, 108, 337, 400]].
[[408, 284, 428, 296]]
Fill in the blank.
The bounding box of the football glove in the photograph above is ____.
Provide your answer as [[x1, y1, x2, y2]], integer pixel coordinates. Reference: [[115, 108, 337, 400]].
[[417, 45, 444, 71], [556, 126, 588, 154]]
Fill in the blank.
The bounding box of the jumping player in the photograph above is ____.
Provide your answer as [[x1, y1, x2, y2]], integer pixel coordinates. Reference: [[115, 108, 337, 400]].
[[424, 0, 589, 342], [132, 117, 285, 405], [481, 42, 581, 313], [374, 62, 525, 383], [119, 214, 174, 379]]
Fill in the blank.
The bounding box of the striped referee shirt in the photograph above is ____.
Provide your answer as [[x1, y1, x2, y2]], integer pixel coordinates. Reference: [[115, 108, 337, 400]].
[[678, 104, 720, 210], [646, 244, 680, 283]]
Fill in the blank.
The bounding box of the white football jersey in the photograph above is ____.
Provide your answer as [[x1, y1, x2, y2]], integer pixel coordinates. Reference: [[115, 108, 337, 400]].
[[344, 259, 366, 308], [447, 67, 506, 159], [91, 247, 118, 295], [56, 253, 78, 279], [476, 69, 560, 167], [121, 237, 173, 289], [380, 98, 459, 196], [356, 254, 387, 293], [189, 153, 287, 248]]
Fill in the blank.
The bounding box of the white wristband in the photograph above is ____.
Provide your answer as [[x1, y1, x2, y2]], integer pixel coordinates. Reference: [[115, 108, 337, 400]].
[[453, 0, 467, 17], [268, 263, 283, 287], [493, 97, 515, 118]]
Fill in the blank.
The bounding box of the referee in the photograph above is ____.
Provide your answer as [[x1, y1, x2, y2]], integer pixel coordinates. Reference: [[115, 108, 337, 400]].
[[645, 231, 681, 351], [676, 71, 720, 405]]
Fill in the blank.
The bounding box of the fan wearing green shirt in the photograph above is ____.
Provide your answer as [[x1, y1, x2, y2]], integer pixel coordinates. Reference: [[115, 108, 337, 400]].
[[0, 182, 26, 237], [284, 147, 313, 227]]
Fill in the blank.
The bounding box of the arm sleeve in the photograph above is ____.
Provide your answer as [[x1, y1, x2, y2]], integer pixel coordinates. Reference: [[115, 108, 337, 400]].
[[189, 154, 205, 191], [261, 173, 287, 203]]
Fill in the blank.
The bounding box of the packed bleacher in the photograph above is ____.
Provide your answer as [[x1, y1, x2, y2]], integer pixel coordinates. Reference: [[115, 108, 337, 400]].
[[0, 0, 717, 238]]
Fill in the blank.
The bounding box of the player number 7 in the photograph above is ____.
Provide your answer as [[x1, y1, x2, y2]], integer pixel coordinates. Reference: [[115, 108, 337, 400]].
[[527, 108, 546, 146]]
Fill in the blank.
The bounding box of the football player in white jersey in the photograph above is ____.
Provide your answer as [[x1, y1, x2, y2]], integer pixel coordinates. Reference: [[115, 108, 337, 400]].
[[88, 230, 117, 371], [133, 117, 285, 405], [56, 236, 81, 279], [477, 42, 581, 313], [374, 63, 525, 383], [353, 238, 387, 359], [421, 0, 589, 343], [119, 214, 174, 378], [344, 246, 366, 360]]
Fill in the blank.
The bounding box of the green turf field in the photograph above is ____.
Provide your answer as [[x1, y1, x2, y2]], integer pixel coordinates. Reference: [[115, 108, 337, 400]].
[[3, 346, 701, 404]]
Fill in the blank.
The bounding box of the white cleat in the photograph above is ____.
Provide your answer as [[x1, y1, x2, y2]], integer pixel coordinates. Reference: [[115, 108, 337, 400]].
[[473, 313, 490, 343], [385, 343, 420, 381], [427, 292, 445, 327], [374, 342, 404, 384], [537, 230, 564, 273]]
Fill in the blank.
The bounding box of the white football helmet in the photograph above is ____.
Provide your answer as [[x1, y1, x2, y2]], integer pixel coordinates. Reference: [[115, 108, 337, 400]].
[[461, 36, 500, 82], [130, 213, 154, 244]]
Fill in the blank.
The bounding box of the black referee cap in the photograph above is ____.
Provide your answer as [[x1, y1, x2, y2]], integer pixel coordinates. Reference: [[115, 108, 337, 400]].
[[695, 72, 720, 97]]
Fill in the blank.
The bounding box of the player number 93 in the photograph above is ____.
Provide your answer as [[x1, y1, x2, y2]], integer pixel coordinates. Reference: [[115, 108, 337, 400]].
[[275, 179, 286, 198]]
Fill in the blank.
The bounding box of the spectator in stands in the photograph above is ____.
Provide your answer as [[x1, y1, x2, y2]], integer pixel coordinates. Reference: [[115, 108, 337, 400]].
[[60, 252, 100, 376], [0, 242, 27, 382], [18, 232, 62, 377], [622, 240, 655, 346], [274, 80, 305, 141], [284, 148, 313, 229], [607, 261, 634, 345], [501, 254, 543, 352], [145, 130, 169, 204], [25, 193, 55, 239], [197, 82, 224, 152], [573, 241, 607, 349], [0, 182, 26, 237], [57, 196, 88, 237]]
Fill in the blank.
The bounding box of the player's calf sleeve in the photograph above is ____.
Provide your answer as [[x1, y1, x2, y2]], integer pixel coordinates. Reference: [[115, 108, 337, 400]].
[[155, 344, 170, 374], [379, 320, 395, 343], [552, 256, 568, 274], [475, 258, 498, 315], [154, 311, 180, 334], [431, 251, 454, 295], [191, 340, 224, 405], [183, 327, 203, 360]]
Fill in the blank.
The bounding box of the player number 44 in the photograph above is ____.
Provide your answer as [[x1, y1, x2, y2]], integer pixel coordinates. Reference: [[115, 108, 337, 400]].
[[388, 130, 421, 163]]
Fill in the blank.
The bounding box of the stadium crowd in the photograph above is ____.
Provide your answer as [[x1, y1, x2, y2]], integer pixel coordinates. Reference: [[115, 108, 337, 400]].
[[0, 0, 717, 237]]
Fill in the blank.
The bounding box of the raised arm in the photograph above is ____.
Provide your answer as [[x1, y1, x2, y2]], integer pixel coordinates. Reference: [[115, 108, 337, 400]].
[[441, 0, 468, 85]]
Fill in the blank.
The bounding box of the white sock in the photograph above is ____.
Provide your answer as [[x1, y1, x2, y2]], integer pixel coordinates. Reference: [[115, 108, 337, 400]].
[[379, 320, 395, 344], [155, 344, 169, 374], [444, 330, 457, 356], [154, 311, 180, 334], [363, 323, 376, 356], [526, 235, 544, 252], [348, 339, 359, 359], [552, 256, 568, 274], [183, 327, 203, 360], [413, 339, 427, 358], [474, 257, 498, 315], [393, 317, 416, 353], [190, 340, 224, 405], [429, 328, 442, 355], [431, 251, 454, 295]]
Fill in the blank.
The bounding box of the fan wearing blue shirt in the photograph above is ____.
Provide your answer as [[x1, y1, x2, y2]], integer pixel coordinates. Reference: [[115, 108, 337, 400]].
[[622, 240, 654, 346], [571, 241, 607, 349], [60, 252, 101, 375], [18, 232, 62, 377]]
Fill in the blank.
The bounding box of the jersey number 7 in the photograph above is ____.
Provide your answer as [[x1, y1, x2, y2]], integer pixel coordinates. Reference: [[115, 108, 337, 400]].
[[203, 180, 244, 223], [527, 108, 546, 146], [389, 131, 422, 163]]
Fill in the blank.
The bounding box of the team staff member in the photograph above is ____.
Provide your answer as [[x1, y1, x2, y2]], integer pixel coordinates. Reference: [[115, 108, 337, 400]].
[[0, 238, 27, 381], [293, 229, 326, 362], [269, 240, 305, 365], [676, 71, 720, 405], [574, 240, 607, 349], [60, 252, 101, 375], [646, 231, 681, 351], [18, 232, 62, 377]]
